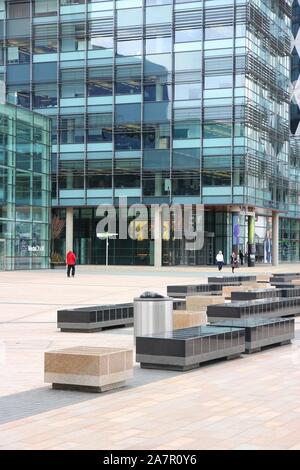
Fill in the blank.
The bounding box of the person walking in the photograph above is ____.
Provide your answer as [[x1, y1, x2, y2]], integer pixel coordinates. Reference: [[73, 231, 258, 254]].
[[66, 250, 76, 278], [239, 249, 244, 266], [216, 251, 224, 271], [231, 251, 238, 274]]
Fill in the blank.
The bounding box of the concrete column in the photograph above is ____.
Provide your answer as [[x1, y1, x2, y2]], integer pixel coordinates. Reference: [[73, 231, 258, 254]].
[[248, 214, 255, 267], [154, 205, 162, 268], [155, 173, 162, 196], [66, 207, 74, 252], [232, 212, 240, 254], [272, 212, 279, 266]]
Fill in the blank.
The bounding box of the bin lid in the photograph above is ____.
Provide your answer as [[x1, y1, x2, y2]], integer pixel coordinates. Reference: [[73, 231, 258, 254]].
[[134, 291, 173, 301]]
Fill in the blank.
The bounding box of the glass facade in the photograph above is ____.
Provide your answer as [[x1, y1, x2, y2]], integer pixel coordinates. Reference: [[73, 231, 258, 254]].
[[0, 101, 51, 270], [0, 0, 299, 265]]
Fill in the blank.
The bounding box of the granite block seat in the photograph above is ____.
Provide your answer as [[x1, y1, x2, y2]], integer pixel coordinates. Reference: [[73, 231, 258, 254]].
[[281, 287, 300, 297], [57, 303, 134, 332], [231, 288, 280, 301], [136, 325, 245, 371], [256, 274, 271, 283], [270, 282, 297, 289], [186, 295, 226, 310], [167, 282, 240, 298], [212, 317, 294, 353], [173, 310, 207, 330], [44, 346, 133, 392], [207, 297, 300, 322], [270, 273, 300, 283], [208, 275, 256, 284]]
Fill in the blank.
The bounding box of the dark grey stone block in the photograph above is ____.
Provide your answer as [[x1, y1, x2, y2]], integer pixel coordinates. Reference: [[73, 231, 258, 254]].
[[208, 275, 256, 283], [57, 303, 134, 332], [231, 289, 279, 301], [167, 282, 240, 298], [212, 317, 295, 353], [207, 297, 300, 322], [136, 325, 245, 371]]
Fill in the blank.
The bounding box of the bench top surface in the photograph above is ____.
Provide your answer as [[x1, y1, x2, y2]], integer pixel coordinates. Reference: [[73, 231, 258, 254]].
[[45, 346, 132, 356]]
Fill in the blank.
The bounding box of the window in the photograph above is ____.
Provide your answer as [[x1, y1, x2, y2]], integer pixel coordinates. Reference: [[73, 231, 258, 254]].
[[87, 67, 113, 97], [174, 83, 201, 100], [87, 114, 112, 143], [114, 159, 140, 188], [173, 121, 200, 139], [60, 115, 84, 144], [115, 124, 141, 150], [205, 75, 233, 89], [7, 39, 30, 64], [86, 160, 112, 189], [61, 23, 85, 52], [34, 25, 57, 54], [8, 1, 30, 18], [34, 0, 57, 16], [61, 69, 85, 98], [59, 161, 84, 189], [144, 123, 170, 149], [33, 84, 57, 108], [175, 29, 202, 43]]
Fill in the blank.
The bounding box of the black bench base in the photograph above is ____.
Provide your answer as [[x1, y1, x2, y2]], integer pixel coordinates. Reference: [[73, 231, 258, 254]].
[[245, 339, 292, 354]]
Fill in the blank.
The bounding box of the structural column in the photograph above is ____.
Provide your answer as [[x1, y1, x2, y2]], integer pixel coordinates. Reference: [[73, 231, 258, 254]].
[[232, 211, 240, 254], [272, 212, 279, 266], [66, 207, 74, 253], [154, 205, 162, 268], [248, 215, 255, 267]]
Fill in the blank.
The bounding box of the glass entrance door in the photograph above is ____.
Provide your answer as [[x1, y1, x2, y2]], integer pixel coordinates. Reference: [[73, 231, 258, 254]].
[[0, 239, 6, 271]]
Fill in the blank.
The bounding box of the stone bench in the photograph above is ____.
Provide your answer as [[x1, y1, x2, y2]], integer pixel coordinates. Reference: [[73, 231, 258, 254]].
[[212, 317, 294, 353], [223, 284, 272, 299], [173, 310, 207, 330], [45, 346, 133, 392], [207, 297, 300, 322], [231, 288, 280, 301], [136, 325, 245, 371], [167, 283, 240, 298], [57, 303, 134, 332], [208, 275, 256, 284]]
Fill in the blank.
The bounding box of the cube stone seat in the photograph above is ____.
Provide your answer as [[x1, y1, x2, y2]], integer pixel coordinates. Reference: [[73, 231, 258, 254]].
[[44, 346, 133, 392], [186, 295, 225, 310], [173, 310, 207, 330]]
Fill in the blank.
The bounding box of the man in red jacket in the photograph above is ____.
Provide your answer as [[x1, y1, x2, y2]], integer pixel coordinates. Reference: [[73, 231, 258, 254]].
[[66, 250, 76, 278]]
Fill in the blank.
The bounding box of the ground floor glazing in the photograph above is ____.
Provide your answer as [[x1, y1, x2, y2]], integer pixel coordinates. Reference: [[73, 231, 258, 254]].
[[51, 207, 299, 266]]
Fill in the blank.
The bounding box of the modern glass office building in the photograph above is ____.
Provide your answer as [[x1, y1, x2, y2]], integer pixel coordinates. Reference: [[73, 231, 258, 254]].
[[0, 100, 51, 270], [0, 0, 298, 266]]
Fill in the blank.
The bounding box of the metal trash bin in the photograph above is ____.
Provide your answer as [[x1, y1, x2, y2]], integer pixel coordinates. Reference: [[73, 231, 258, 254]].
[[134, 292, 173, 341]]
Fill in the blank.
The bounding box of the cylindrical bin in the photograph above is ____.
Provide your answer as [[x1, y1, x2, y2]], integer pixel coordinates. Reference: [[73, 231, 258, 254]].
[[134, 292, 173, 341]]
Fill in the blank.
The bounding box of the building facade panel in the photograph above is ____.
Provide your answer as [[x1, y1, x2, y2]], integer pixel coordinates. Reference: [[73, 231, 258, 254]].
[[0, 100, 51, 270], [0, 0, 298, 266]]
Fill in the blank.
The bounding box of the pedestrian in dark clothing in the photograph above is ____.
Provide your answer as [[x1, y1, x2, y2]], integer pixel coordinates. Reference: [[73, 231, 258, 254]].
[[66, 250, 76, 277], [239, 250, 244, 266], [231, 252, 238, 274]]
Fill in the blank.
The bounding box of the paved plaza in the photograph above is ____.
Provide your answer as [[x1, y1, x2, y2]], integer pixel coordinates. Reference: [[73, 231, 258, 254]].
[[0, 265, 300, 450]]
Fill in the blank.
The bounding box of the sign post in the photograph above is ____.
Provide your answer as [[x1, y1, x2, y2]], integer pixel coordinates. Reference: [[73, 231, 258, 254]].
[[96, 232, 118, 268]]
